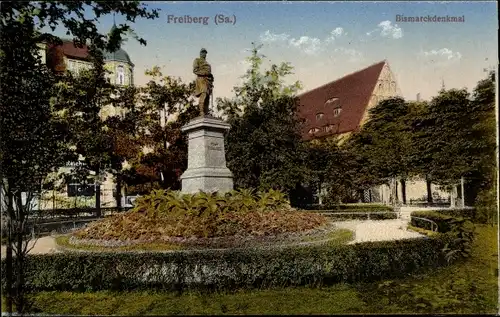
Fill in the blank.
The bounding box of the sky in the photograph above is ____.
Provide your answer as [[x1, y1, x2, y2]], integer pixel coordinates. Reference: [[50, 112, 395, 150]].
[[49, 1, 497, 102]]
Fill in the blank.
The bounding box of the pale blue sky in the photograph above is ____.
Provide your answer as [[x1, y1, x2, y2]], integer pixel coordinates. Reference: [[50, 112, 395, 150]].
[[49, 1, 498, 101]]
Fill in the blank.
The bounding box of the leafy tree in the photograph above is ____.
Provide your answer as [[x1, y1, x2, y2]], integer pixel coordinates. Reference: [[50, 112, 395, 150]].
[[120, 67, 198, 194], [0, 1, 158, 314], [307, 139, 359, 205], [346, 97, 413, 204], [0, 10, 72, 314], [467, 71, 496, 207], [216, 43, 307, 195]]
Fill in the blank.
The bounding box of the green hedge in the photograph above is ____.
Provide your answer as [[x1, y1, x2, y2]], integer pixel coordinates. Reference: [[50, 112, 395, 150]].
[[320, 212, 398, 221], [300, 204, 393, 212], [410, 210, 476, 264], [1, 233, 454, 293], [436, 208, 476, 220], [410, 210, 468, 233]]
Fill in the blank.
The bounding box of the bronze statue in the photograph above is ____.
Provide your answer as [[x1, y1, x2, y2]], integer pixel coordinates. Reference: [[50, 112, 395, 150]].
[[193, 48, 214, 116]]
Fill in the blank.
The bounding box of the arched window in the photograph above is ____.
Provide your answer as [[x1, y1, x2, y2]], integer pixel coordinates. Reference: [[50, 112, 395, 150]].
[[117, 65, 125, 85], [316, 113, 324, 121]]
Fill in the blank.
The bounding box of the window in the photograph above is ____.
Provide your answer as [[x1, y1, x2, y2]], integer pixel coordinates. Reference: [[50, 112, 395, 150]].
[[316, 113, 324, 120], [117, 65, 125, 85], [67, 60, 74, 72], [333, 108, 341, 117], [325, 97, 339, 105]]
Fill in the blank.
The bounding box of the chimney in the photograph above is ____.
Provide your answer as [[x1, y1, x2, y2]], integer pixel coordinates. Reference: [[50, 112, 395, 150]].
[[416, 93, 421, 102]]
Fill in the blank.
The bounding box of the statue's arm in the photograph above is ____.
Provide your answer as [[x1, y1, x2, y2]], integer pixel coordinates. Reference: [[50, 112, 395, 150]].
[[193, 59, 211, 76]]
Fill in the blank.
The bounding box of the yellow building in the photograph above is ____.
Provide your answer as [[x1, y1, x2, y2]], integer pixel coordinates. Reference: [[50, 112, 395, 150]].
[[44, 24, 134, 87], [36, 25, 136, 210]]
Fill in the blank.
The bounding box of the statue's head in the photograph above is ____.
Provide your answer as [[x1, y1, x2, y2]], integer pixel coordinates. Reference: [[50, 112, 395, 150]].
[[200, 48, 207, 58]]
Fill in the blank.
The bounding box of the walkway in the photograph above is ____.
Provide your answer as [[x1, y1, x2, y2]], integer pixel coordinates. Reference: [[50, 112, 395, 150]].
[[1, 216, 428, 257], [334, 219, 425, 244], [0, 236, 59, 259]]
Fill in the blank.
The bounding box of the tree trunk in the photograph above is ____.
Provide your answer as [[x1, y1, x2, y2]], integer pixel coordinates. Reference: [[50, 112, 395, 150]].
[[95, 166, 101, 218], [395, 178, 399, 201], [15, 192, 25, 314], [426, 176, 433, 203], [401, 179, 407, 205], [5, 180, 14, 314], [116, 174, 122, 212]]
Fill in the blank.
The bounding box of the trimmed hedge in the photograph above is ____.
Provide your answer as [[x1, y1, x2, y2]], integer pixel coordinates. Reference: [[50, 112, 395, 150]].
[[436, 208, 476, 220], [1, 233, 454, 293], [410, 210, 467, 233], [321, 212, 398, 221], [299, 204, 393, 212]]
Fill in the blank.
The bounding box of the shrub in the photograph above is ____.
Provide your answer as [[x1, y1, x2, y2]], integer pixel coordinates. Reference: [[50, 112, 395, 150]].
[[437, 208, 476, 220], [300, 204, 393, 212], [133, 188, 291, 217], [74, 188, 328, 241], [321, 212, 398, 221], [0, 233, 455, 293], [410, 211, 456, 232], [410, 211, 476, 264], [474, 187, 497, 224]]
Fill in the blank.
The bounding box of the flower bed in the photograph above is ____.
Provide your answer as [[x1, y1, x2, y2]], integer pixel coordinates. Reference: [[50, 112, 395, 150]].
[[70, 189, 329, 249], [65, 221, 344, 250]]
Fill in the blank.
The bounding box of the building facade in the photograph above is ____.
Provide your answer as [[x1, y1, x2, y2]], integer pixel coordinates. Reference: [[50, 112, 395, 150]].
[[35, 25, 136, 210], [297, 60, 451, 205]]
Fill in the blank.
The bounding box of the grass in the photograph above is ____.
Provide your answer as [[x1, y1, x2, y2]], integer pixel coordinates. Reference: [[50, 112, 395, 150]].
[[55, 235, 183, 252], [301, 228, 354, 245], [55, 228, 355, 252], [3, 224, 497, 315]]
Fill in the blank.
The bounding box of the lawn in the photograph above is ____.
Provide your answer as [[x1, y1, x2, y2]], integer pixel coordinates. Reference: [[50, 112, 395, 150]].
[[2, 224, 497, 315]]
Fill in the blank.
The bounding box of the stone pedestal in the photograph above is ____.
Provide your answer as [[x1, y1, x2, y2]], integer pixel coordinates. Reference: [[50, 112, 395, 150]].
[[180, 116, 234, 194]]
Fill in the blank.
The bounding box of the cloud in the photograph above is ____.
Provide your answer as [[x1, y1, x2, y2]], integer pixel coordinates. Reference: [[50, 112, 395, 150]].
[[325, 27, 345, 43], [259, 27, 346, 55], [260, 30, 290, 43], [422, 48, 462, 61], [367, 20, 403, 39], [288, 36, 322, 55]]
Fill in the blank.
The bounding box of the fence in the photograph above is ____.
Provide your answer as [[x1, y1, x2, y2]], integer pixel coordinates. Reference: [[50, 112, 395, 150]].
[[409, 216, 439, 232]]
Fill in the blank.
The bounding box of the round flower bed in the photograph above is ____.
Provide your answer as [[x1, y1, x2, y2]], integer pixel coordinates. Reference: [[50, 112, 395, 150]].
[[68, 189, 333, 250]]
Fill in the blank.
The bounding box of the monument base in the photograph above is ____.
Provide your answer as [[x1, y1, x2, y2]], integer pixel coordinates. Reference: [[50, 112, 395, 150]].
[[180, 116, 234, 194]]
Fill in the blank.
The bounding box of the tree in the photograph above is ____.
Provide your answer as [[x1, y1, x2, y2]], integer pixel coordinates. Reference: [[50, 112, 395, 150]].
[[119, 66, 198, 194], [406, 100, 435, 203], [0, 11, 72, 314], [0, 1, 158, 313], [216, 43, 307, 194], [346, 97, 414, 204], [306, 139, 359, 205]]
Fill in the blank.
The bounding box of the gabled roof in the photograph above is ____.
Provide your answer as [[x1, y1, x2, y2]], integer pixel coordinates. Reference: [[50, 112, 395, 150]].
[[47, 39, 133, 65], [297, 60, 386, 141]]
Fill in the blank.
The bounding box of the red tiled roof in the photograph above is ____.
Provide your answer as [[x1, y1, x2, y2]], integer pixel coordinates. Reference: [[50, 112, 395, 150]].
[[297, 60, 386, 141], [48, 40, 90, 60]]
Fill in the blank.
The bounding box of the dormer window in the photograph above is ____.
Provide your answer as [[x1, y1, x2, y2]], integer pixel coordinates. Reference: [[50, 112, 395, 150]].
[[333, 108, 342, 117], [316, 113, 324, 120], [308, 128, 320, 134], [325, 97, 339, 104], [325, 124, 335, 132]]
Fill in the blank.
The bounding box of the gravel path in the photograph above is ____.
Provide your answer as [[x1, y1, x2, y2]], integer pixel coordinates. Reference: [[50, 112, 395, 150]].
[[334, 219, 425, 244], [0, 236, 59, 259], [1, 217, 425, 256]]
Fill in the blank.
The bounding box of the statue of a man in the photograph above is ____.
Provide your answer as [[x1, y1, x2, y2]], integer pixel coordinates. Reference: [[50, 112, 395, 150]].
[[193, 48, 214, 116]]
